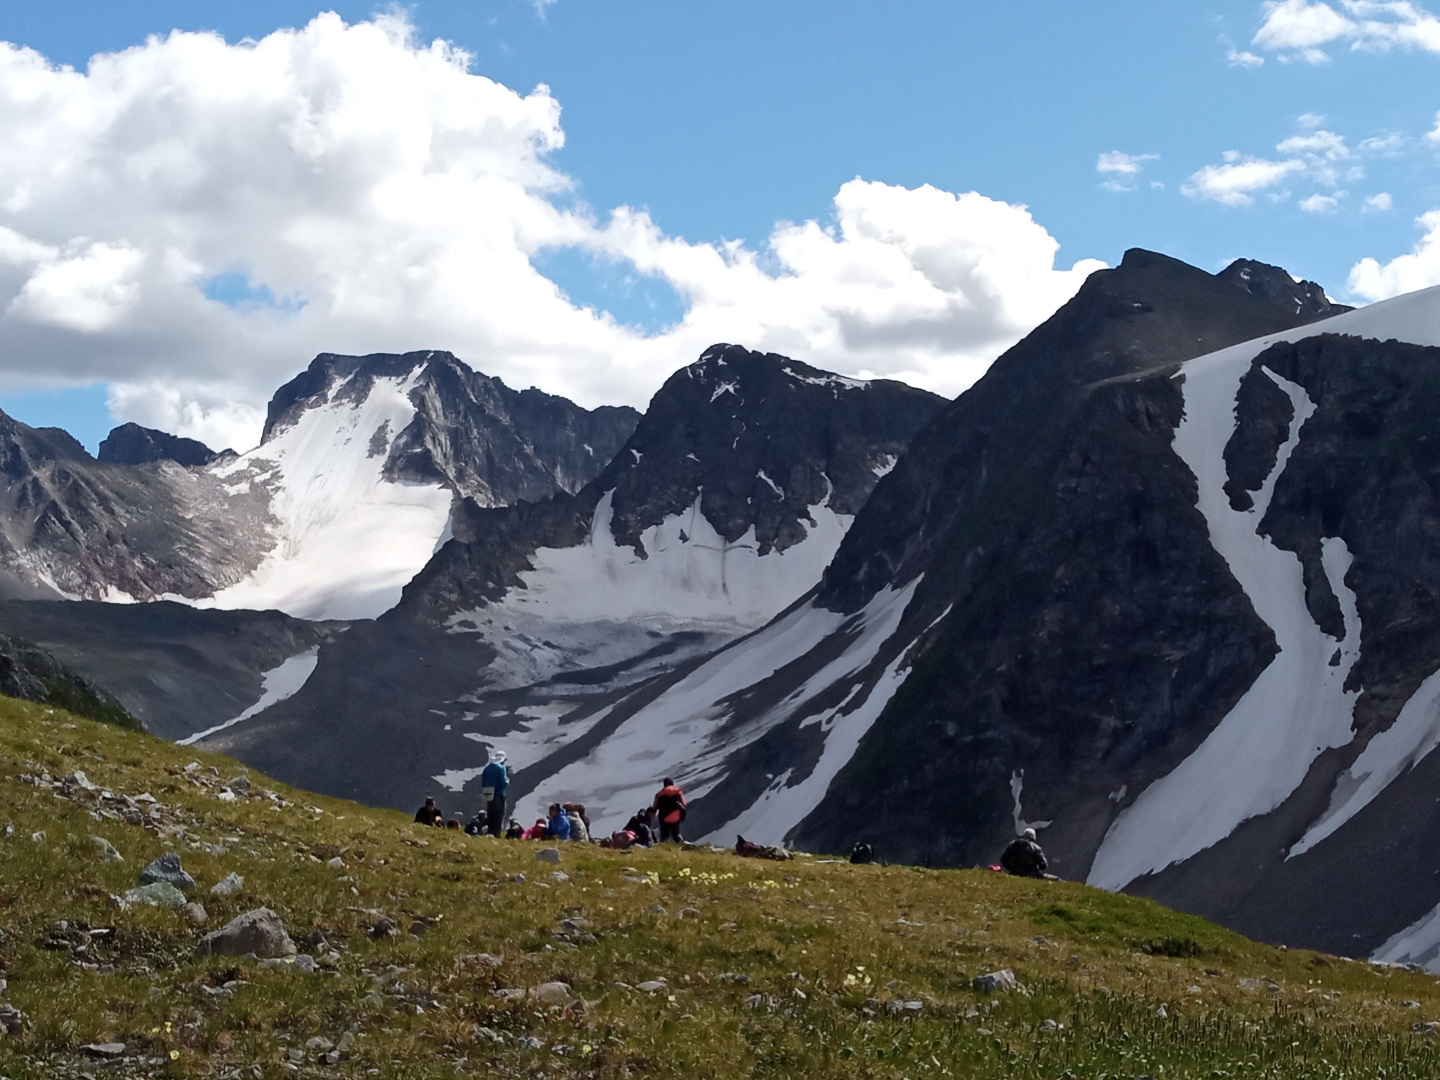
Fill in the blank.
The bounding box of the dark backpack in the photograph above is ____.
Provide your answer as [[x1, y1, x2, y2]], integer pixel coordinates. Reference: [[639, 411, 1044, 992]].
[[850, 842, 874, 865]]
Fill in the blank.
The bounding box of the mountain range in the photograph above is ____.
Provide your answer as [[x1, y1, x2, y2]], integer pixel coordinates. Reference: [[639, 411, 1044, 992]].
[[5, 250, 1440, 969]]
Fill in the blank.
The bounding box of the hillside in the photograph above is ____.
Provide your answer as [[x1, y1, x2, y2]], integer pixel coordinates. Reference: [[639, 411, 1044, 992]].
[[0, 699, 1438, 1078]]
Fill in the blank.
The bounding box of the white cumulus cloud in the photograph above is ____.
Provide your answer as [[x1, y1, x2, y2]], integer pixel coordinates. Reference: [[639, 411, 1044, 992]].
[[1349, 209, 1440, 298], [1363, 192, 1394, 210], [1300, 193, 1343, 213], [1096, 151, 1159, 192], [0, 14, 1104, 452], [1253, 0, 1440, 61], [1182, 153, 1305, 205]]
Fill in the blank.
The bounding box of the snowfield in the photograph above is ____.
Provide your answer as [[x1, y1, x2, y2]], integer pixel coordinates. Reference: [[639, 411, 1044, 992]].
[[193, 368, 454, 622], [1089, 284, 1440, 891]]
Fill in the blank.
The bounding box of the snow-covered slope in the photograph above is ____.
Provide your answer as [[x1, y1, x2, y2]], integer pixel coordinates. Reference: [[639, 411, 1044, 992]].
[[195, 367, 453, 621]]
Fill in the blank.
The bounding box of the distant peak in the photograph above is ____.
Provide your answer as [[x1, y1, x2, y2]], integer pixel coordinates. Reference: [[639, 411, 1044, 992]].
[[1216, 258, 1351, 321], [99, 423, 217, 468]]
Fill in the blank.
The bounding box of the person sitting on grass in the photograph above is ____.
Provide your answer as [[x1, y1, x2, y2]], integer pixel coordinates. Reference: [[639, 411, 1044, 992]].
[[521, 818, 548, 840], [622, 808, 656, 847], [544, 802, 571, 841], [1000, 827, 1048, 878], [413, 796, 444, 827], [504, 818, 525, 840]]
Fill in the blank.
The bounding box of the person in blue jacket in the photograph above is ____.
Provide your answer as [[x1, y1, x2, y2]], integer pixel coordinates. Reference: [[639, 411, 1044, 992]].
[[544, 802, 571, 841], [480, 751, 509, 837]]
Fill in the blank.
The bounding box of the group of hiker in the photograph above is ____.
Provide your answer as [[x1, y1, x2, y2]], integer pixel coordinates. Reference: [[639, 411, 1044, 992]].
[[413, 753, 690, 848], [413, 750, 1055, 875]]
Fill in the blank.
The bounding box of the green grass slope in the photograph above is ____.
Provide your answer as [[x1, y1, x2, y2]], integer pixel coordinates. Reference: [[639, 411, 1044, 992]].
[[0, 696, 1437, 1079]]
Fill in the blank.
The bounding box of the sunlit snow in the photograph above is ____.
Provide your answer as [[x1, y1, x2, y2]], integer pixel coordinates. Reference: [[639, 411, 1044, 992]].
[[194, 368, 453, 621]]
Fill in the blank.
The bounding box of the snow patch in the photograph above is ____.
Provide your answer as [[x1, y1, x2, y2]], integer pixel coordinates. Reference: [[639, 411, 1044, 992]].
[[710, 381, 739, 403], [1010, 771, 1053, 836], [872, 454, 898, 479], [495, 490, 851, 629], [1374, 904, 1440, 973], [180, 648, 320, 746], [757, 470, 783, 498], [1088, 365, 1363, 890]]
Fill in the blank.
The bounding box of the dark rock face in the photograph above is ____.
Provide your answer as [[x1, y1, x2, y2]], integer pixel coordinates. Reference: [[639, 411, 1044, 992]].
[[0, 600, 339, 741], [0, 410, 269, 603], [1128, 334, 1440, 955], [1216, 258, 1351, 321], [98, 423, 219, 467], [401, 344, 945, 619], [0, 632, 137, 730], [790, 249, 1334, 872], [265, 351, 640, 506]]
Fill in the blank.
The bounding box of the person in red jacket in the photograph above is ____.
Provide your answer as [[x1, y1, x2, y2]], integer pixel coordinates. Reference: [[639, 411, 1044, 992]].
[[653, 777, 687, 843]]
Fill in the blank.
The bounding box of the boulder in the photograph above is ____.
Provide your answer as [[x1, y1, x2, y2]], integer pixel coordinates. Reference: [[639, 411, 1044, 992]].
[[198, 907, 297, 958], [535, 848, 561, 863], [527, 981, 572, 1004], [138, 852, 195, 892], [972, 969, 1019, 993], [124, 882, 188, 908], [210, 872, 243, 896], [89, 836, 123, 863]]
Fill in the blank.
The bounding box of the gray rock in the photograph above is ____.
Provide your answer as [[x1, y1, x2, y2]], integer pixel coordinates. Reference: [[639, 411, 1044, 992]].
[[528, 981, 571, 1004], [184, 902, 208, 925], [636, 980, 667, 993], [516, 1035, 543, 1050], [90, 836, 123, 862], [370, 916, 398, 939], [64, 771, 97, 792], [0, 1005, 24, 1035], [649, 905, 668, 916], [210, 872, 244, 896], [973, 969, 1019, 993], [81, 1042, 125, 1057], [198, 907, 297, 958], [509, 874, 526, 883], [535, 847, 561, 863], [138, 852, 195, 892], [124, 882, 188, 908], [304, 1037, 334, 1053]]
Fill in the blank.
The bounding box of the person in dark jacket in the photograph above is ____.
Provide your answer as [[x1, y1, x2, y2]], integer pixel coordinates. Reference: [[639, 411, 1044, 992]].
[[622, 808, 656, 847], [653, 777, 687, 843], [504, 818, 525, 840], [1000, 827, 1048, 877], [413, 796, 444, 827], [480, 752, 510, 837]]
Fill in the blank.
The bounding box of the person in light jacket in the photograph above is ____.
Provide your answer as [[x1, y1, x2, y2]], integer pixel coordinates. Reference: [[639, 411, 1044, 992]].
[[480, 751, 509, 837]]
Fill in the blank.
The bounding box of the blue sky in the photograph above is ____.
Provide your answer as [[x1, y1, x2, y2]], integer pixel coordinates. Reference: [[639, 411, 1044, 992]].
[[0, 1, 1436, 450]]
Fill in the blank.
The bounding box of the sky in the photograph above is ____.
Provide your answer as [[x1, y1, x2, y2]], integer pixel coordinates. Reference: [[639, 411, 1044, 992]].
[[0, 1, 1436, 453]]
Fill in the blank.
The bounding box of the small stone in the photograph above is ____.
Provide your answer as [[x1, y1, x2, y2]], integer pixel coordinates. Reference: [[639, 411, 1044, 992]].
[[636, 979, 667, 993], [65, 771, 98, 792], [184, 902, 208, 925], [370, 916, 398, 939], [323, 1049, 341, 1065], [535, 847, 561, 863], [124, 881, 188, 908], [528, 981, 572, 1004], [229, 774, 251, 795], [744, 993, 766, 1010], [304, 1037, 334, 1053], [516, 1035, 542, 1050], [551, 870, 569, 882], [972, 969, 1019, 993], [678, 907, 700, 919], [495, 988, 527, 1002], [210, 872, 244, 896], [286, 1047, 306, 1063], [81, 1042, 126, 1058], [139, 852, 196, 892], [198, 906, 297, 958], [650, 905, 667, 916], [90, 836, 124, 863], [1040, 1019, 1060, 1031], [336, 1032, 355, 1053], [408, 919, 430, 938], [0, 1005, 24, 1035], [509, 874, 526, 884], [216, 789, 237, 802]]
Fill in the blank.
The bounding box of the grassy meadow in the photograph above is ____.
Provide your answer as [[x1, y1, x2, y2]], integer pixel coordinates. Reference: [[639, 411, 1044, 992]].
[[0, 696, 1436, 1078]]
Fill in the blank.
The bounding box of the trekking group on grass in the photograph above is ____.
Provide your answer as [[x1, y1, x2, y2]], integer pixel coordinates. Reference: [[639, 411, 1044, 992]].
[[413, 751, 690, 849], [413, 749, 1055, 876]]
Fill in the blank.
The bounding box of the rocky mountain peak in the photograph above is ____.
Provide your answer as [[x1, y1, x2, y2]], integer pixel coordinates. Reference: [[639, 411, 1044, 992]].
[[98, 423, 220, 468], [1216, 258, 1351, 322], [591, 343, 944, 555]]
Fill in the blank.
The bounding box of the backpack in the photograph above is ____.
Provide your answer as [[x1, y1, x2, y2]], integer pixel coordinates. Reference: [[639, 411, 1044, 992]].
[[850, 842, 874, 865]]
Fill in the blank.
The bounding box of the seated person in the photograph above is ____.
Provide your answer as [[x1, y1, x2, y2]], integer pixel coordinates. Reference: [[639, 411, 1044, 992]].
[[622, 808, 656, 847], [544, 802, 571, 841], [504, 819, 525, 840], [1000, 828, 1048, 878], [413, 796, 444, 827]]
